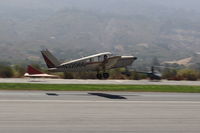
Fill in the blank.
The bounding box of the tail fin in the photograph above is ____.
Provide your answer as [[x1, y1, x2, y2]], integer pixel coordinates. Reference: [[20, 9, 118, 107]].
[[27, 65, 43, 74], [41, 49, 60, 68]]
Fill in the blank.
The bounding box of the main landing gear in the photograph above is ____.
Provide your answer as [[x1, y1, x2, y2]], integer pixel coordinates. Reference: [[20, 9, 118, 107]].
[[96, 73, 109, 79]]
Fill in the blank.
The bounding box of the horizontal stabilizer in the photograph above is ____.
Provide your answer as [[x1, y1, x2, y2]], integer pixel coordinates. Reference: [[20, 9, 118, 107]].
[[27, 65, 43, 74]]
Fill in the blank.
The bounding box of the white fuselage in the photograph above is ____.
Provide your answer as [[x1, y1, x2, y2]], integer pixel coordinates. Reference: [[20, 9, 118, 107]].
[[49, 56, 136, 72]]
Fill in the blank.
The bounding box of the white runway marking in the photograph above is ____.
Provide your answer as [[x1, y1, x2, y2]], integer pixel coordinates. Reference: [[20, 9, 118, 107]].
[[0, 100, 200, 104]]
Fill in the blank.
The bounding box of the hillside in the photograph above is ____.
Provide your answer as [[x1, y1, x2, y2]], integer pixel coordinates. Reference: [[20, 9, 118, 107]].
[[0, 0, 200, 66]]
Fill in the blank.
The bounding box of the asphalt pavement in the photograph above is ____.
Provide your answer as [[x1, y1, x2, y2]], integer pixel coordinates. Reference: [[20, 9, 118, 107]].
[[0, 91, 200, 133], [1, 78, 200, 85]]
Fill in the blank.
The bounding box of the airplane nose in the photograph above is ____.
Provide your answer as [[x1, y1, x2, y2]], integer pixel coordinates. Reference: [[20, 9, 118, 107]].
[[133, 57, 137, 60]]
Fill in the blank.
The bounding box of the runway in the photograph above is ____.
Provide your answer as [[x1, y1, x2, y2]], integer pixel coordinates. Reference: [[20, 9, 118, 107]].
[[1, 78, 200, 85], [0, 91, 200, 133]]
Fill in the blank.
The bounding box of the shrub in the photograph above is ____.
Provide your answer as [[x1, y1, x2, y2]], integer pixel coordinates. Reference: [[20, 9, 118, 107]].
[[63, 72, 74, 79], [13, 65, 26, 78], [176, 69, 198, 81], [0, 65, 14, 78], [162, 69, 177, 80], [130, 71, 147, 80]]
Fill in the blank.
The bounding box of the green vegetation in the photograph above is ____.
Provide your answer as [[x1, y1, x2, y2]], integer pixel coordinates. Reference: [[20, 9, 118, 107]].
[[1, 64, 200, 81], [0, 65, 14, 78], [13, 65, 26, 78], [161, 69, 200, 81], [176, 69, 199, 81], [0, 83, 200, 93]]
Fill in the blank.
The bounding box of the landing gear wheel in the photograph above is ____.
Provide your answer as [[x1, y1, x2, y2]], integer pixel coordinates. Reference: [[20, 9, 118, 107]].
[[96, 73, 102, 79], [103, 73, 109, 79]]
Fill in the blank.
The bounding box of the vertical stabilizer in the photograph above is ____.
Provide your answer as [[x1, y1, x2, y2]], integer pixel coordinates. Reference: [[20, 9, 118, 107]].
[[41, 49, 60, 68]]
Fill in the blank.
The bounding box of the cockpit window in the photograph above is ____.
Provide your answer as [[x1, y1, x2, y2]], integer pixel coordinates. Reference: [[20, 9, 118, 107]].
[[83, 54, 112, 63]]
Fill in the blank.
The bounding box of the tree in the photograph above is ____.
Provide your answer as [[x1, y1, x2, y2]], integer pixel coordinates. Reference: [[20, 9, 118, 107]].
[[0, 65, 14, 78], [13, 65, 26, 78], [162, 69, 177, 80]]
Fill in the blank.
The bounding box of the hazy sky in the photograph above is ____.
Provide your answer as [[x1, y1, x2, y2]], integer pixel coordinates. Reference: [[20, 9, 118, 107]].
[[0, 0, 199, 61], [0, 0, 200, 12]]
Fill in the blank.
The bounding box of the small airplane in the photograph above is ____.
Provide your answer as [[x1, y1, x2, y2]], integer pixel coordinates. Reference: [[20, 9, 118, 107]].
[[24, 65, 59, 78], [41, 49, 137, 79]]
